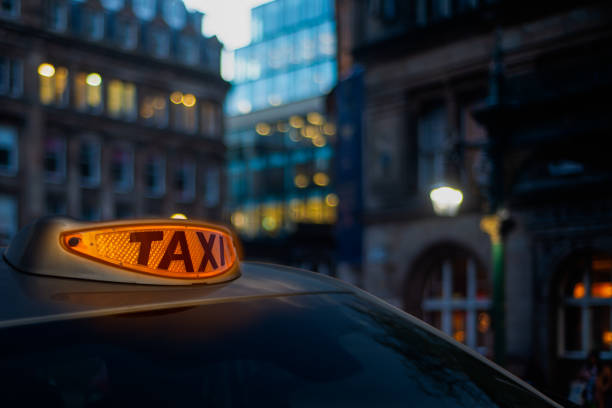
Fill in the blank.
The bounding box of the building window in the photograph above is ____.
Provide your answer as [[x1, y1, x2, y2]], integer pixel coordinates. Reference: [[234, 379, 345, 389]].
[[132, 0, 155, 21], [418, 104, 447, 192], [0, 0, 19, 18], [107, 79, 137, 120], [44, 136, 66, 183], [175, 160, 195, 203], [0, 194, 17, 246], [141, 92, 168, 128], [46, 193, 66, 216], [560, 253, 612, 359], [0, 56, 23, 97], [200, 101, 220, 137], [150, 28, 170, 58], [74, 72, 103, 113], [203, 166, 220, 208], [79, 139, 100, 187], [171, 94, 198, 134], [83, 8, 104, 40], [80, 8, 104, 40], [38, 64, 68, 106], [415, 0, 428, 26], [145, 154, 165, 197], [48, 0, 67, 32], [81, 197, 100, 221], [432, 0, 452, 20], [422, 250, 492, 355], [116, 18, 137, 50], [0, 124, 18, 177], [115, 202, 133, 219], [111, 146, 133, 192], [179, 36, 199, 66]]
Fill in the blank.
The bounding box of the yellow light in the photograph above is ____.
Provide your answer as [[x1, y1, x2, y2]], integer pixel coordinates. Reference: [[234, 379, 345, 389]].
[[141, 105, 154, 119], [313, 135, 327, 147], [294, 174, 309, 188], [323, 123, 336, 136], [304, 125, 318, 139], [313, 172, 329, 187], [61, 223, 238, 279], [574, 282, 585, 299], [183, 93, 196, 107], [604, 331, 612, 347], [170, 213, 188, 219], [255, 122, 271, 136], [262, 216, 277, 231], [307, 112, 323, 125], [86, 73, 102, 87], [289, 115, 304, 128], [478, 312, 490, 333], [592, 282, 612, 298], [325, 193, 339, 207], [38, 63, 56, 78], [277, 122, 289, 132], [429, 186, 463, 216], [231, 212, 246, 228], [453, 330, 465, 343], [153, 96, 166, 110], [593, 259, 612, 271], [170, 91, 183, 104]]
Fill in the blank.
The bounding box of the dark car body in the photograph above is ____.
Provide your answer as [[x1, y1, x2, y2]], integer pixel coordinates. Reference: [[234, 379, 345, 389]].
[[0, 251, 562, 407]]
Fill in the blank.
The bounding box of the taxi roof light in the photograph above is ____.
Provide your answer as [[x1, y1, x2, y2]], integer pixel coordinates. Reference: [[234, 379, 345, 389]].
[[4, 217, 241, 286]]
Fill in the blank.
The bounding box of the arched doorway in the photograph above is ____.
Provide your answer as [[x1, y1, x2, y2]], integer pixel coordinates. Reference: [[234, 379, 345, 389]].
[[407, 243, 493, 355]]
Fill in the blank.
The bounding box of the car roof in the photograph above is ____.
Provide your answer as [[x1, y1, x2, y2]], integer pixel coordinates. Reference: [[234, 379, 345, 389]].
[[0, 255, 353, 329], [0, 253, 563, 407]]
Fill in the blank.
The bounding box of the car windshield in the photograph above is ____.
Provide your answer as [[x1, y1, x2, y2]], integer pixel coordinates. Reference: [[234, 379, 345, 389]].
[[0, 293, 552, 407]]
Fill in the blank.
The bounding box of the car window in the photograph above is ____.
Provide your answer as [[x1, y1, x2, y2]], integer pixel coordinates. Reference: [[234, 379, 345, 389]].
[[0, 293, 554, 407]]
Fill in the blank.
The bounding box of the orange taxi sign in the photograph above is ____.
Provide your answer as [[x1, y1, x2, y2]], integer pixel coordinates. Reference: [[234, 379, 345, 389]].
[[60, 223, 237, 280]]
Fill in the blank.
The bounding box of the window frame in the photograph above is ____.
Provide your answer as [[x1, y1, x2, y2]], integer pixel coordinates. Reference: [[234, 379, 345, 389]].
[[78, 138, 101, 188], [422, 255, 492, 355], [559, 254, 612, 360], [0, 124, 18, 177]]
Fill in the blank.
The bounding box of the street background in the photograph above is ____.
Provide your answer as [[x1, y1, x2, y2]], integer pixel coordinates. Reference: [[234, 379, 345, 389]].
[[2, 0, 612, 402]]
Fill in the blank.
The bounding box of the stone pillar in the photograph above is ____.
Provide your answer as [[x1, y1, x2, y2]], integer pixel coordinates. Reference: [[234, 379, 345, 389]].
[[133, 143, 146, 216], [66, 135, 81, 218], [20, 45, 46, 225], [100, 141, 113, 220]]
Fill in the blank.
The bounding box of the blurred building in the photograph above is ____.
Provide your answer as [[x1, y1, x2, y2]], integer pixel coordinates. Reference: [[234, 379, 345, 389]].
[[225, 0, 338, 270], [0, 0, 228, 245], [340, 0, 612, 396]]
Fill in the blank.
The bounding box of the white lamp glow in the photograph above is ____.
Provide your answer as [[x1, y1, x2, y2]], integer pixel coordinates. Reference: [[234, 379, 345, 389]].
[[429, 186, 464, 216]]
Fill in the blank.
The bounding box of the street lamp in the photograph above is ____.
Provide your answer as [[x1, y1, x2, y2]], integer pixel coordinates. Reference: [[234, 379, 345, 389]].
[[429, 185, 464, 217]]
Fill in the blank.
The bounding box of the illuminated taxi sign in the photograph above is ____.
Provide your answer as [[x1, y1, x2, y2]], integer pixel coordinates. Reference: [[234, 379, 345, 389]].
[[4, 217, 240, 285], [62, 224, 236, 280]]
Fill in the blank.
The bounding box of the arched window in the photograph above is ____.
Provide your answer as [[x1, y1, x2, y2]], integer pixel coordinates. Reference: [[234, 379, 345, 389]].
[[560, 252, 612, 359], [421, 247, 493, 355]]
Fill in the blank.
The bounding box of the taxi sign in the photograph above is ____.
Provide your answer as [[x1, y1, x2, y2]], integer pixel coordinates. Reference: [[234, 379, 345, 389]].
[[4, 217, 240, 285]]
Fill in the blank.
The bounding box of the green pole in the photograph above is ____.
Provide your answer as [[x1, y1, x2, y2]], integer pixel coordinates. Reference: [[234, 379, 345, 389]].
[[492, 239, 505, 366], [481, 215, 505, 366]]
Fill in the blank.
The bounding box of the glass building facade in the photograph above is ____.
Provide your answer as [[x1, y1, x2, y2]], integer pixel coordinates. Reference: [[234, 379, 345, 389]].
[[226, 0, 337, 238]]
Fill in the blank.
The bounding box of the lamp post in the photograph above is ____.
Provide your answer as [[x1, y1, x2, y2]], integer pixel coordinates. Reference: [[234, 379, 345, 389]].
[[475, 28, 509, 367]]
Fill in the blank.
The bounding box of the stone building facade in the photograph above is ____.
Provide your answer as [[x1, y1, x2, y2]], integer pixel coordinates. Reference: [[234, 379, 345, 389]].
[[0, 0, 228, 245], [340, 0, 612, 395]]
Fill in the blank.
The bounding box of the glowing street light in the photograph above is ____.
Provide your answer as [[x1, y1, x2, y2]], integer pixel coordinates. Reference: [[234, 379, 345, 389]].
[[429, 186, 463, 217], [86, 73, 102, 87], [37, 63, 56, 78]]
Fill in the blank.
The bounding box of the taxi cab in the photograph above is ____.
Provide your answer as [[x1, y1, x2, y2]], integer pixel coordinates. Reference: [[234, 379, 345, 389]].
[[0, 217, 561, 407]]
